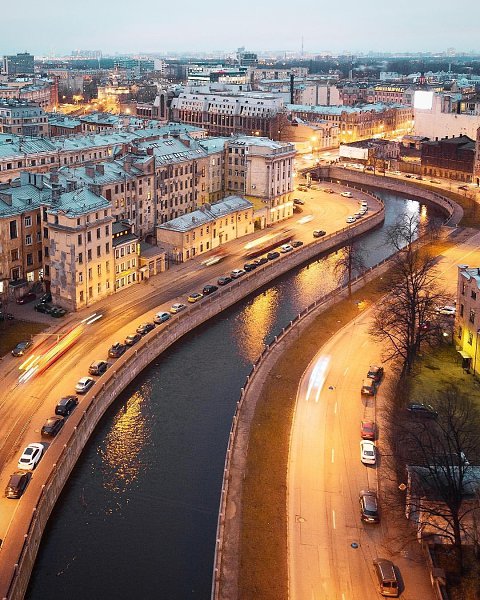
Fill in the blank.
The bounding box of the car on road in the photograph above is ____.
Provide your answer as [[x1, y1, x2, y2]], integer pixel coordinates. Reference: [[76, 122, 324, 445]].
[[88, 360, 109, 375], [153, 311, 170, 324], [18, 443, 44, 470], [75, 376, 95, 394], [360, 440, 377, 465], [217, 276, 232, 286], [231, 269, 246, 279], [243, 262, 258, 272], [41, 416, 65, 438], [188, 292, 204, 303], [39, 292, 52, 304], [50, 306, 67, 318], [361, 421, 376, 440], [359, 207, 368, 215], [109, 342, 127, 358], [170, 303, 186, 314], [11, 340, 32, 357], [323, 188, 335, 193], [256, 257, 269, 265], [458, 185, 469, 191], [125, 333, 142, 346], [267, 251, 280, 260], [354, 211, 364, 218], [373, 558, 399, 597], [298, 184, 308, 191], [16, 292, 36, 304], [346, 216, 356, 223], [361, 379, 376, 396], [202, 284, 218, 295], [435, 305, 456, 316], [340, 191, 353, 198], [34, 302, 54, 314], [359, 490, 380, 523], [313, 230, 326, 238], [55, 395, 78, 417], [136, 322, 155, 335], [407, 402, 438, 418], [416, 176, 424, 180], [367, 365, 384, 383], [5, 471, 30, 499], [280, 244, 294, 253], [293, 198, 305, 205], [291, 240, 304, 248]]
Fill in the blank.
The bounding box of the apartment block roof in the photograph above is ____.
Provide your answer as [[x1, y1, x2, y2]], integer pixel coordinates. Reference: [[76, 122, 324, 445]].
[[46, 187, 110, 217], [158, 196, 252, 232], [0, 182, 49, 216], [286, 102, 406, 115]]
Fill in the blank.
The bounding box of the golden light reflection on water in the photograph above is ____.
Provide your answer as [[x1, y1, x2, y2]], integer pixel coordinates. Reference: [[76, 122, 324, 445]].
[[235, 288, 279, 362], [100, 383, 151, 493], [291, 255, 338, 311]]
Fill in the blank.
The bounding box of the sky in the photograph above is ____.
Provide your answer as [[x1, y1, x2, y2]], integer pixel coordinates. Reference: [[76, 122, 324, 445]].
[[1, 0, 479, 56]]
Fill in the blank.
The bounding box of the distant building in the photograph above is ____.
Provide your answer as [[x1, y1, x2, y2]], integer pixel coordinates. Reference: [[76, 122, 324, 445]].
[[474, 127, 480, 186], [0, 99, 48, 137], [2, 52, 34, 76], [421, 135, 475, 182], [414, 92, 480, 139]]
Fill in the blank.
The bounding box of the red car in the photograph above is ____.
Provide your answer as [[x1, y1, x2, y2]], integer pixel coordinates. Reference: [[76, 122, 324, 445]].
[[361, 421, 376, 440]]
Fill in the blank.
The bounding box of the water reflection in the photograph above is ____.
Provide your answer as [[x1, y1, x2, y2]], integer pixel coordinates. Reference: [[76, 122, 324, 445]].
[[235, 287, 279, 362], [291, 256, 338, 311], [99, 383, 151, 494]]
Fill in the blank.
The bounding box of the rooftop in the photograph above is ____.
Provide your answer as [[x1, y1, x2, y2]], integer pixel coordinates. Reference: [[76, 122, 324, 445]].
[[47, 187, 110, 217]]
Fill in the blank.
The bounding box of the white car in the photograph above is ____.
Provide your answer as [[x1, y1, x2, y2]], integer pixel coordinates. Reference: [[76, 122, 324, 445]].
[[18, 443, 44, 470], [436, 305, 456, 316], [359, 207, 368, 215], [280, 244, 294, 253], [360, 440, 377, 465], [75, 376, 95, 394], [346, 216, 356, 223], [231, 269, 246, 279], [341, 191, 353, 198], [354, 212, 364, 218], [153, 311, 171, 324], [170, 303, 186, 314]]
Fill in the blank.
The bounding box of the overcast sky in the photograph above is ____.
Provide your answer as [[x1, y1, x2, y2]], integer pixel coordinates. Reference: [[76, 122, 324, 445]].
[[2, 0, 479, 56]]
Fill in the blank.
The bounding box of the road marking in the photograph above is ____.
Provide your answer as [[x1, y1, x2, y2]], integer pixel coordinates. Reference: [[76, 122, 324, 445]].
[[332, 509, 336, 529], [334, 402, 338, 415], [331, 448, 335, 463], [344, 367, 349, 376]]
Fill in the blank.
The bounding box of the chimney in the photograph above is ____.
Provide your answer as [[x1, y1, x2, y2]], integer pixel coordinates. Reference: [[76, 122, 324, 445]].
[[85, 164, 95, 178], [147, 147, 154, 155], [50, 170, 59, 183], [96, 164, 105, 175]]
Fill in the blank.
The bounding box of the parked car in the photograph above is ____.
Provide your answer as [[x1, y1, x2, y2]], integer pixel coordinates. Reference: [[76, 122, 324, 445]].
[[280, 244, 294, 253], [5, 471, 30, 499], [346, 216, 356, 223], [373, 558, 399, 597], [256, 257, 269, 265], [360, 420, 376, 440], [18, 443, 44, 470], [361, 379, 376, 396], [458, 185, 469, 191], [125, 333, 142, 346], [38, 292, 52, 304], [16, 292, 36, 304], [170, 303, 186, 314], [88, 360, 109, 375], [50, 306, 67, 318], [188, 292, 204, 303], [75, 376, 95, 394], [55, 395, 78, 417], [11, 340, 32, 357], [435, 305, 456, 316], [34, 302, 54, 314], [231, 269, 246, 279], [313, 230, 326, 238], [360, 440, 377, 465], [367, 365, 384, 383], [354, 211, 364, 219], [341, 191, 353, 198], [217, 276, 232, 286], [41, 416, 65, 437], [359, 490, 380, 523], [202, 284, 218, 295], [323, 188, 335, 193], [136, 322, 155, 335], [243, 262, 258, 272], [153, 312, 170, 324], [267, 251, 280, 260], [293, 198, 305, 205], [407, 403, 438, 418], [292, 240, 304, 248], [109, 342, 127, 358]]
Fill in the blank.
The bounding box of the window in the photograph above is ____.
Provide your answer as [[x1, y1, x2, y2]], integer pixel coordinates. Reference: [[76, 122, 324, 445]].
[[468, 332, 473, 345], [460, 304, 464, 317], [26, 253, 33, 266], [88, 249, 92, 261], [11, 249, 19, 261], [25, 234, 32, 245], [78, 252, 83, 264], [9, 220, 17, 240], [97, 246, 101, 258], [97, 264, 102, 276], [461, 282, 466, 295], [105, 225, 110, 236], [470, 309, 475, 324], [24, 216, 32, 227], [79, 272, 83, 283], [78, 234, 82, 246], [87, 231, 92, 243], [106, 242, 110, 254], [472, 290, 477, 300], [97, 228, 101, 239], [88, 268, 92, 280]]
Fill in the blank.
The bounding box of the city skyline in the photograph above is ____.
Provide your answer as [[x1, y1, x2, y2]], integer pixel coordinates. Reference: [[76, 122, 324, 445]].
[[2, 0, 480, 56]]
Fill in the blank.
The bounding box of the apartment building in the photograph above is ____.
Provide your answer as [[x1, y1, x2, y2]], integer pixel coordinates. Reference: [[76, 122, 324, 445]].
[[455, 265, 480, 375], [113, 220, 139, 291], [157, 196, 253, 262], [44, 187, 114, 311], [474, 127, 480, 186], [421, 135, 475, 182], [0, 99, 49, 137], [2, 53, 34, 76]]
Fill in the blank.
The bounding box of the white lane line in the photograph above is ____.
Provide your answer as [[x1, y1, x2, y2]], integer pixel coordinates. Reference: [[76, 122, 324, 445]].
[[334, 401, 338, 415], [344, 367, 349, 376], [332, 509, 336, 529], [331, 448, 335, 463]]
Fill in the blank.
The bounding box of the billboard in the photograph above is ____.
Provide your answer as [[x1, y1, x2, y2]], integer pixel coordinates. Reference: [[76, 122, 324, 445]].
[[413, 90, 434, 110], [339, 145, 368, 161]]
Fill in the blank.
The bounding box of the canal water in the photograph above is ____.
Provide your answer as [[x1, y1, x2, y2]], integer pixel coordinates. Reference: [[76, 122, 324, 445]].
[[26, 192, 439, 600]]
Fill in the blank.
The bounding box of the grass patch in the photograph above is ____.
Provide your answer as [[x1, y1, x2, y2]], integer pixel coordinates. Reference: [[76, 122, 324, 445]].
[[0, 320, 47, 357]]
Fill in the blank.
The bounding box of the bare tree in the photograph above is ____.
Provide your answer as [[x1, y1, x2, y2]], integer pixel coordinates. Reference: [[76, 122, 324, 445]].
[[393, 385, 480, 571], [370, 214, 447, 375], [333, 236, 367, 296]]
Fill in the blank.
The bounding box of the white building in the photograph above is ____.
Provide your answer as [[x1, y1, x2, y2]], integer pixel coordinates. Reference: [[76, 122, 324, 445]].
[[414, 92, 480, 139]]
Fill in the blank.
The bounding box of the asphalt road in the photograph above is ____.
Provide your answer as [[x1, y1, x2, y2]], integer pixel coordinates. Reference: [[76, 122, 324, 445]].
[[287, 228, 480, 599]]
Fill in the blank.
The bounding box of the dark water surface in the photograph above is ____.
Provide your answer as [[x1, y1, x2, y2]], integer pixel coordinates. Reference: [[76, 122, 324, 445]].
[[26, 192, 439, 599]]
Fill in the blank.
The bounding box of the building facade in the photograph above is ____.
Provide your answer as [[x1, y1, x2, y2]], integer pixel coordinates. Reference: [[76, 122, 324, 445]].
[[455, 265, 480, 375], [2, 53, 34, 76], [421, 135, 475, 182], [0, 100, 48, 137]]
